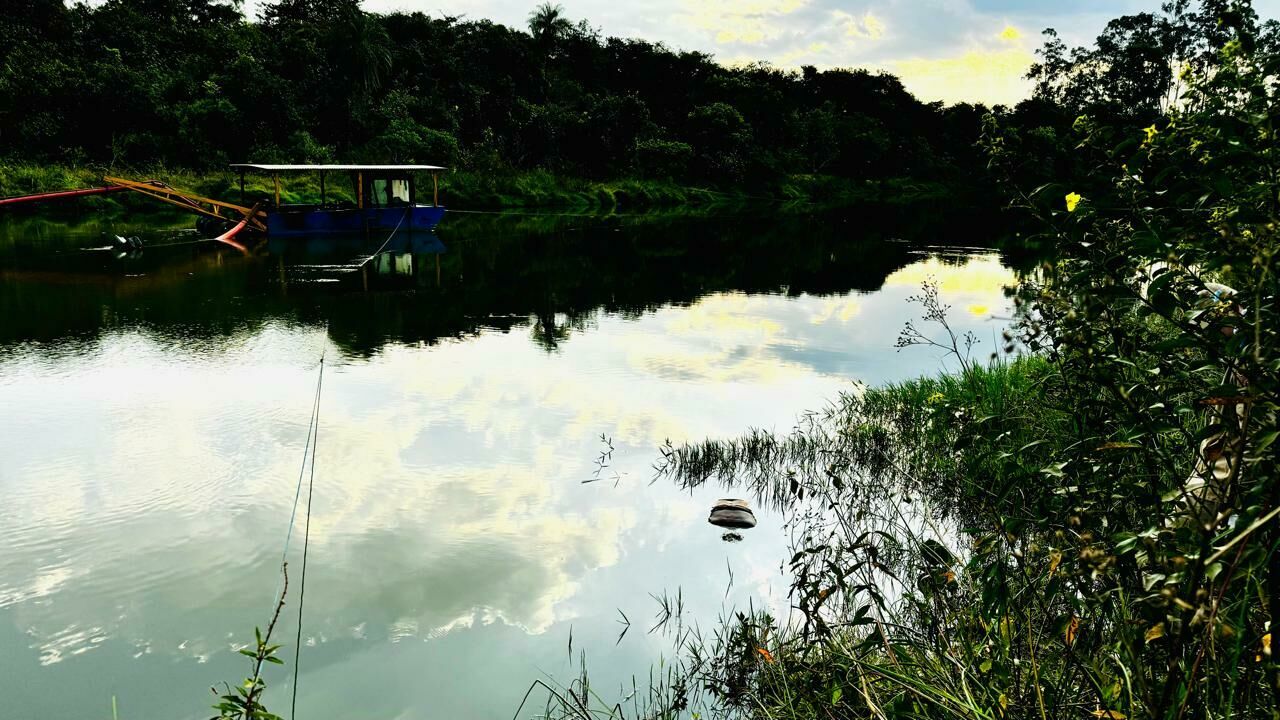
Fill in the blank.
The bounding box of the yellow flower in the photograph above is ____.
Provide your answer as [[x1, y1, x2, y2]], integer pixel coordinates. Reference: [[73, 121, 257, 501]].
[[1065, 192, 1083, 212], [1143, 124, 1159, 144], [927, 392, 946, 404]]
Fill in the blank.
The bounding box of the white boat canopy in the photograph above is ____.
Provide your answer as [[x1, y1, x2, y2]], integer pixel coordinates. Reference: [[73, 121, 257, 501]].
[[230, 164, 447, 171]]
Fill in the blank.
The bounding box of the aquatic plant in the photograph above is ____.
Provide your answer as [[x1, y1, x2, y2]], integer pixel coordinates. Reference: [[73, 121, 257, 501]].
[[210, 568, 289, 720]]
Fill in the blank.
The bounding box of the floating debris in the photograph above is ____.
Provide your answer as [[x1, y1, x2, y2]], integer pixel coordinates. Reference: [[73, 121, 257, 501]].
[[721, 532, 744, 543], [709, 498, 756, 529]]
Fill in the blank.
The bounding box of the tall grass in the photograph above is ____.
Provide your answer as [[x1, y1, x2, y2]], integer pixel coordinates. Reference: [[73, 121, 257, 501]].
[[526, 269, 1275, 719], [0, 162, 959, 213]]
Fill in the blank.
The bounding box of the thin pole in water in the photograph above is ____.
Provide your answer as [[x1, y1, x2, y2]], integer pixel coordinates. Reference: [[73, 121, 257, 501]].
[[290, 357, 323, 719]]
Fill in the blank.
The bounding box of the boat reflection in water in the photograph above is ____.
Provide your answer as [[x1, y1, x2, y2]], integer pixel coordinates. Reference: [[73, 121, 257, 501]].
[[0, 207, 1031, 358], [265, 231, 446, 289]]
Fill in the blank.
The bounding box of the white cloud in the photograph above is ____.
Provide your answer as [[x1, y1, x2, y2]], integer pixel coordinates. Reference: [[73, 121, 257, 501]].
[[832, 9, 886, 41], [675, 0, 811, 45]]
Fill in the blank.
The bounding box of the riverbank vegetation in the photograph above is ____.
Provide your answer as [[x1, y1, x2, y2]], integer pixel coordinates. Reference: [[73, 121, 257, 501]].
[[517, 2, 1280, 719], [8, 0, 1252, 210], [0, 162, 951, 213]]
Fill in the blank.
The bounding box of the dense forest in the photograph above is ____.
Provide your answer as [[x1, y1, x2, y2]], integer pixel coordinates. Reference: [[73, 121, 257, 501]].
[[3, 0, 1272, 194]]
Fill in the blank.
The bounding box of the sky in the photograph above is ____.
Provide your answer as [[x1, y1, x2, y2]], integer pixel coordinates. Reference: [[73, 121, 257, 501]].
[[274, 0, 1279, 107]]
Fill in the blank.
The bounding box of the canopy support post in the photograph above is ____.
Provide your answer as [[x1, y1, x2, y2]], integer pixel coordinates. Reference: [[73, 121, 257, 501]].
[[357, 172, 364, 209], [432, 172, 439, 207], [319, 172, 326, 206], [273, 174, 281, 207]]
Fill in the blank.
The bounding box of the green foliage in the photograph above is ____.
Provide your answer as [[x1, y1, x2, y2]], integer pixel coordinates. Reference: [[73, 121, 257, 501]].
[[362, 90, 460, 164], [530, 2, 1280, 719], [211, 625, 286, 720], [0, 0, 1003, 194], [1029, 0, 1279, 120], [633, 139, 693, 180], [685, 102, 753, 183], [211, 569, 290, 720]]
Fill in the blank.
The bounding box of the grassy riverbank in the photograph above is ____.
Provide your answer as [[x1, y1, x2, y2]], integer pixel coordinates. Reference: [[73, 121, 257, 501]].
[[0, 162, 960, 214], [648, 353, 1073, 717], [617, 241, 1275, 720], [524, 10, 1280, 718]]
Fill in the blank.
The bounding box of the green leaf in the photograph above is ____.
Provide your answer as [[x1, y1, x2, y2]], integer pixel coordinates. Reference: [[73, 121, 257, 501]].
[[1113, 533, 1138, 554], [1041, 463, 1066, 478]]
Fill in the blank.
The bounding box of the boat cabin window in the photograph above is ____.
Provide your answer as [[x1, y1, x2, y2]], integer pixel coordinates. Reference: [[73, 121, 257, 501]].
[[368, 178, 412, 207], [391, 180, 409, 204]]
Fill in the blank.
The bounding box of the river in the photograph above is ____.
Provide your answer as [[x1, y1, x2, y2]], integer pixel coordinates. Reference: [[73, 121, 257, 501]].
[[0, 207, 1021, 718]]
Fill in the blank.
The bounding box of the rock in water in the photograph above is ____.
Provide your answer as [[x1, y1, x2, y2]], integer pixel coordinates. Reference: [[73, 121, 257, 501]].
[[709, 498, 756, 529]]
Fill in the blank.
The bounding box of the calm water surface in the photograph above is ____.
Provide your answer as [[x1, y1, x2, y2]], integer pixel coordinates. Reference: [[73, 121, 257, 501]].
[[0, 209, 1020, 718]]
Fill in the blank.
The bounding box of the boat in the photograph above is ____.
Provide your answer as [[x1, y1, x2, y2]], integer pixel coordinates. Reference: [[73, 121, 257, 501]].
[[229, 164, 447, 237], [0, 164, 446, 240]]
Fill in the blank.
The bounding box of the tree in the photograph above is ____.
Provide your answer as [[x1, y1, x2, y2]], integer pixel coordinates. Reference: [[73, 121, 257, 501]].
[[327, 4, 392, 94], [527, 2, 571, 54], [0, 0, 1000, 186], [684, 102, 753, 182]]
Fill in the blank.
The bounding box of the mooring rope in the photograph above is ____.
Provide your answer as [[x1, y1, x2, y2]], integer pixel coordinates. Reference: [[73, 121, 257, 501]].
[[279, 359, 323, 585], [249, 354, 324, 705], [357, 207, 411, 269], [290, 355, 323, 720]]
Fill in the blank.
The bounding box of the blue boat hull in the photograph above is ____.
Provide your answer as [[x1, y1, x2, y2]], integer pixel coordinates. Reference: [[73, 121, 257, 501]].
[[266, 205, 445, 236]]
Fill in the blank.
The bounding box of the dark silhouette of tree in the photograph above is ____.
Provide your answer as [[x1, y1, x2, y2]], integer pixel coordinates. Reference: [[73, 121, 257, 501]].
[[328, 4, 393, 94], [527, 2, 572, 53]]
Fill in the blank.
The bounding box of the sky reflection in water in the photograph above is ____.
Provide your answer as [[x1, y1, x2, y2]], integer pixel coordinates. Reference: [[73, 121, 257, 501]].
[[0, 212, 1017, 718]]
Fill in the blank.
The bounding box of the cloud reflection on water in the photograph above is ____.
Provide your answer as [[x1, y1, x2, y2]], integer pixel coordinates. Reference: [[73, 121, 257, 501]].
[[0, 249, 1016, 718]]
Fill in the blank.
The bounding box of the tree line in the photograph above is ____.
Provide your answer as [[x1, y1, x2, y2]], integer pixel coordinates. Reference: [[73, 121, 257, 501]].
[[1, 0, 1274, 191]]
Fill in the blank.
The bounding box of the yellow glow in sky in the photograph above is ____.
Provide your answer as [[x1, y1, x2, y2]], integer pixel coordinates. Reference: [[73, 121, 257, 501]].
[[889, 25, 1035, 107], [681, 0, 810, 46], [777, 42, 830, 65], [727, 20, 1036, 107]]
